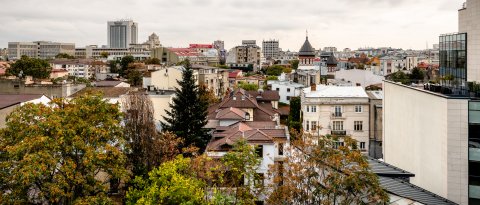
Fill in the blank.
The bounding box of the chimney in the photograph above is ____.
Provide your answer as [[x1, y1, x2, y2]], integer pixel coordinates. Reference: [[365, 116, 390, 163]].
[[311, 83, 316, 91]]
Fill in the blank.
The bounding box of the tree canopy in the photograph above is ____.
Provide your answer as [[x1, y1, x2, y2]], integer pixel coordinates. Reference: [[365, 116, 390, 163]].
[[161, 59, 210, 152], [237, 82, 259, 91], [55, 53, 75, 59], [290, 60, 299, 70], [144, 58, 160, 65], [6, 55, 52, 79], [267, 133, 389, 204], [0, 93, 129, 204]]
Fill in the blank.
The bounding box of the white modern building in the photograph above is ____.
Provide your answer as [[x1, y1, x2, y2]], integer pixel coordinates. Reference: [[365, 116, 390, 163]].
[[334, 69, 384, 88], [459, 0, 480, 82], [107, 20, 138, 49], [301, 85, 370, 153], [267, 73, 304, 104], [8, 41, 75, 60]]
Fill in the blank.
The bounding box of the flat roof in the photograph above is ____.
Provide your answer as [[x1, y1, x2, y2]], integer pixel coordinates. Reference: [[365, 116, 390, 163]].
[[303, 85, 368, 98], [0, 94, 45, 109]]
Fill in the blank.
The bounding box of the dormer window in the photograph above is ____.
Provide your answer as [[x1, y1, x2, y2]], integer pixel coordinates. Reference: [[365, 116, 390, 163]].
[[241, 95, 245, 100], [233, 96, 237, 100], [245, 113, 250, 120]]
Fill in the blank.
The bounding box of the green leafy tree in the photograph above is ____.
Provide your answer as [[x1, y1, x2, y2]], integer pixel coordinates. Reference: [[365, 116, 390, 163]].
[[109, 60, 120, 74], [265, 65, 285, 76], [390, 71, 410, 84], [237, 82, 259, 91], [161, 59, 210, 151], [55, 53, 75, 59], [288, 97, 302, 133], [126, 69, 143, 86], [409, 67, 425, 82], [0, 93, 129, 204], [290, 60, 299, 70], [120, 55, 135, 76], [6, 55, 52, 79], [267, 133, 389, 204], [126, 156, 206, 205]]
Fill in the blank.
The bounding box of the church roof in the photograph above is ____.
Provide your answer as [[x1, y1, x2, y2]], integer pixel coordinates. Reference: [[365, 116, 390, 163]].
[[298, 36, 315, 56]]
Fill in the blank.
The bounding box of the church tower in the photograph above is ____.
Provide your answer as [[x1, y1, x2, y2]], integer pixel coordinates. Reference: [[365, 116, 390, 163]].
[[298, 32, 316, 66]]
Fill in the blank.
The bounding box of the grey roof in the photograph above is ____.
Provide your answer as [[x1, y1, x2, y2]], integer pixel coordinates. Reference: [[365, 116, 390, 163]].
[[298, 37, 315, 56], [368, 158, 414, 178], [379, 177, 457, 205], [326, 55, 338, 65]]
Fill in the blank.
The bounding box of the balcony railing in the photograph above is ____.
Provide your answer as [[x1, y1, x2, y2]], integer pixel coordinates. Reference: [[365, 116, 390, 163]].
[[331, 113, 344, 119], [331, 130, 346, 136]]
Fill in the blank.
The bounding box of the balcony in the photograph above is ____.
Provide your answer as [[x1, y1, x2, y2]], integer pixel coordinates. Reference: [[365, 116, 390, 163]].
[[331, 130, 346, 136], [330, 113, 345, 119]]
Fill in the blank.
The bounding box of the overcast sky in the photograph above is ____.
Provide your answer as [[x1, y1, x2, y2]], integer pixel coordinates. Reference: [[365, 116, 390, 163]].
[[0, 0, 464, 51]]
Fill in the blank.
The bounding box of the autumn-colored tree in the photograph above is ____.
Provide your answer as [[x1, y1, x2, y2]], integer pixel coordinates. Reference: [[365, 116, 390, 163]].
[[267, 132, 389, 204], [199, 84, 220, 106], [0, 93, 129, 204], [122, 93, 184, 178]]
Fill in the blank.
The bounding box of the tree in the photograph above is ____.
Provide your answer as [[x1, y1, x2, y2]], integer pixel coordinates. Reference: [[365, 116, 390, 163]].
[[237, 82, 259, 91], [265, 65, 285, 76], [199, 84, 220, 106], [390, 71, 410, 84], [290, 60, 299, 70], [126, 156, 207, 205], [267, 133, 389, 204], [55, 53, 75, 59], [126, 69, 143, 86], [108, 60, 120, 74], [100, 52, 109, 59], [122, 93, 184, 179], [6, 55, 52, 79], [288, 97, 302, 134], [0, 93, 129, 204], [409, 67, 425, 82], [144, 57, 160, 65], [120, 55, 135, 76], [162, 59, 210, 152]]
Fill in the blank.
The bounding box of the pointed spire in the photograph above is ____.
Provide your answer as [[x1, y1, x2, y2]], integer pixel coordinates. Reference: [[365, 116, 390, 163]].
[[306, 29, 308, 40]]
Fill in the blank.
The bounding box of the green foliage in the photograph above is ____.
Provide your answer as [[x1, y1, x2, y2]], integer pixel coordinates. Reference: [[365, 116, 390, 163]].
[[144, 58, 160, 65], [126, 69, 143, 86], [215, 64, 229, 69], [126, 156, 206, 205], [55, 53, 75, 59], [390, 71, 410, 84], [237, 82, 259, 91], [290, 60, 299, 70], [7, 55, 52, 79], [120, 55, 135, 74], [265, 65, 285, 76], [100, 52, 109, 59], [109, 60, 120, 74], [0, 93, 129, 204], [409, 67, 424, 81], [266, 76, 278, 81], [162, 59, 210, 152]]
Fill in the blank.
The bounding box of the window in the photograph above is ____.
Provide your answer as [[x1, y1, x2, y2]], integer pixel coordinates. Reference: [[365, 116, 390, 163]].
[[333, 141, 344, 149], [334, 105, 342, 117], [332, 121, 343, 131], [276, 88, 279, 91], [254, 173, 265, 187], [360, 142, 366, 150], [311, 106, 316, 112], [278, 143, 284, 155], [306, 106, 310, 112], [355, 105, 363, 113], [311, 121, 317, 130], [354, 121, 363, 131], [287, 96, 291, 100], [287, 88, 291, 92], [256, 145, 263, 158], [245, 113, 250, 120], [306, 120, 310, 131]]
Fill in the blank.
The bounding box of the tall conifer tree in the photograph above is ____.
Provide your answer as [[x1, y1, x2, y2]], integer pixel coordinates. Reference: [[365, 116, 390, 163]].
[[162, 59, 209, 151]]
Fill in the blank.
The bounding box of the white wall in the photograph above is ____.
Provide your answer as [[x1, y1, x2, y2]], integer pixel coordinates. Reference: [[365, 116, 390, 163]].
[[269, 81, 303, 104], [335, 69, 384, 88], [383, 81, 468, 204], [149, 67, 183, 90], [459, 0, 480, 82]]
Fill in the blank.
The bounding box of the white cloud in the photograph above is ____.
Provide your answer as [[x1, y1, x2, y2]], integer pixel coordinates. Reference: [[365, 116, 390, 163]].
[[0, 0, 464, 50]]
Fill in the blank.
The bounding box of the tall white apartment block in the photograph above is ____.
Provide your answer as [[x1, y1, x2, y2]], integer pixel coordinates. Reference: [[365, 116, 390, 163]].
[[107, 20, 138, 48], [262, 40, 280, 59]]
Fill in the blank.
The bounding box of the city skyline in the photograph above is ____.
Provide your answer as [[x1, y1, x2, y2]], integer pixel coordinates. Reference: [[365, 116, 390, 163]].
[[0, 0, 464, 50]]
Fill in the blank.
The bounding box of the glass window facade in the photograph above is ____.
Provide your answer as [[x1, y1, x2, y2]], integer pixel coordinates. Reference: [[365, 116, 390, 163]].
[[439, 33, 467, 95], [469, 101, 480, 202]]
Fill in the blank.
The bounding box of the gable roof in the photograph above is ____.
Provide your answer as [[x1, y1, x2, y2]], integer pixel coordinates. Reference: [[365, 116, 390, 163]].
[[0, 94, 46, 109], [247, 90, 280, 102], [216, 107, 246, 120]]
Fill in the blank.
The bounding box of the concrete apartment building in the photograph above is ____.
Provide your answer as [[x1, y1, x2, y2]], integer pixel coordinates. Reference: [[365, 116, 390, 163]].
[[262, 40, 280, 59], [226, 40, 261, 71], [8, 41, 75, 60], [301, 85, 370, 153], [50, 59, 108, 79], [107, 20, 138, 49], [267, 73, 305, 104], [383, 1, 480, 204], [75, 45, 150, 60]]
